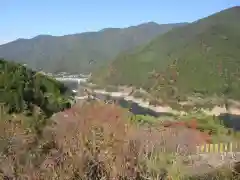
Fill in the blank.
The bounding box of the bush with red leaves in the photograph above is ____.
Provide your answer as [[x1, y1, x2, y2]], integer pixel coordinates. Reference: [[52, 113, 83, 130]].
[[186, 119, 198, 129], [162, 119, 212, 144]]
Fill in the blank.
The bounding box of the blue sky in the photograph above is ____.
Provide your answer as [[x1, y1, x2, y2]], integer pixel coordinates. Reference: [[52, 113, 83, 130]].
[[1, 0, 239, 44]]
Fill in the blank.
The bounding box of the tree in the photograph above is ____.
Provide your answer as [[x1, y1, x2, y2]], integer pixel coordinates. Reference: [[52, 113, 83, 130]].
[[0, 59, 73, 117], [222, 68, 232, 113]]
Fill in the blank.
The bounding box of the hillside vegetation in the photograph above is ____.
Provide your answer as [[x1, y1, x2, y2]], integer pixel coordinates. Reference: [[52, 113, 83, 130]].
[[0, 60, 239, 179], [92, 6, 240, 100], [0, 101, 240, 179], [0, 59, 73, 117], [0, 22, 186, 73]]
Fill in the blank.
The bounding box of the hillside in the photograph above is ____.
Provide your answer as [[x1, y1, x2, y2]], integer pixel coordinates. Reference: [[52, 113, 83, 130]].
[[0, 101, 240, 179], [0, 61, 239, 179], [0, 22, 186, 73], [0, 59, 73, 117], [92, 6, 240, 100]]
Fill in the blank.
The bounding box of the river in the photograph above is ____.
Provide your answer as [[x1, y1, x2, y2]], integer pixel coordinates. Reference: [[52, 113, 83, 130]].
[[95, 93, 175, 117], [58, 79, 174, 117], [93, 92, 240, 131], [59, 79, 240, 131], [61, 80, 79, 91], [92, 91, 240, 131]]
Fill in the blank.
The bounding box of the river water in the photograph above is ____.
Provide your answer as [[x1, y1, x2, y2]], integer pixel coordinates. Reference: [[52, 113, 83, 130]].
[[61, 80, 79, 91], [94, 93, 240, 131], [59, 80, 240, 130], [96, 94, 175, 117], [59, 80, 173, 117]]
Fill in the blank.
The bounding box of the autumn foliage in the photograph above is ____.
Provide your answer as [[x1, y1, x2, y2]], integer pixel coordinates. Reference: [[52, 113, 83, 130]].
[[162, 119, 211, 144]]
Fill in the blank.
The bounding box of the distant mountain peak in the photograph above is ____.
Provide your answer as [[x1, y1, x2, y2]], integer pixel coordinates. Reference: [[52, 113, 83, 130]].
[[230, 5, 240, 10], [99, 28, 121, 32], [16, 38, 26, 41], [33, 35, 53, 39], [141, 21, 159, 25], [0, 21, 187, 73]]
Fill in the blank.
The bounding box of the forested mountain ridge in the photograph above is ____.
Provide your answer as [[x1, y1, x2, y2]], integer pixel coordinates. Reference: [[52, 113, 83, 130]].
[[0, 22, 187, 73], [0, 59, 73, 117], [92, 6, 240, 100]]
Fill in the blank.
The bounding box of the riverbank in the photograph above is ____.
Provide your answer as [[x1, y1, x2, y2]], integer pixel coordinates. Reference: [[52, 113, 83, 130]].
[[84, 86, 240, 117], [91, 89, 180, 115], [59, 78, 240, 120]]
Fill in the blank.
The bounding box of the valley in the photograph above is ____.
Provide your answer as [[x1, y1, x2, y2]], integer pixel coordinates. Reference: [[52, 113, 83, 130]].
[[49, 72, 240, 133], [1, 4, 240, 180]]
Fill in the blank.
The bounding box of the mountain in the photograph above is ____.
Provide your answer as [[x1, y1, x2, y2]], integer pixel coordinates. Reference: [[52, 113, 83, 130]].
[[0, 22, 187, 73], [92, 6, 240, 100]]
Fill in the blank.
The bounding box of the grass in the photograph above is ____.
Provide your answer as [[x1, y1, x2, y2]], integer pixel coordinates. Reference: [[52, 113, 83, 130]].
[[130, 114, 161, 125], [176, 111, 240, 143], [0, 102, 239, 179], [104, 85, 119, 92], [130, 109, 240, 145]]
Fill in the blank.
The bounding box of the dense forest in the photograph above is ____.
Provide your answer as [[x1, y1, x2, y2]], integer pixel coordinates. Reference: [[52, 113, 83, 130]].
[[0, 23, 186, 73], [92, 7, 240, 100], [0, 59, 73, 117]]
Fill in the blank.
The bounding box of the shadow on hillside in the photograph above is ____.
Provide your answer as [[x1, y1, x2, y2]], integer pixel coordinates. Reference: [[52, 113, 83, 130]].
[[218, 113, 240, 131]]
